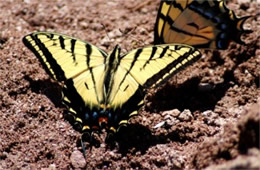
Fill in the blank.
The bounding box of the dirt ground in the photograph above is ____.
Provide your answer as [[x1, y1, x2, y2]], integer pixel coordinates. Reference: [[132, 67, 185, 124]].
[[0, 0, 259, 169]]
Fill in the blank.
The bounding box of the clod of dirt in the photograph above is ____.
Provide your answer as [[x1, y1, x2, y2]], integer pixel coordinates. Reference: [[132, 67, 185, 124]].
[[178, 109, 193, 122], [192, 103, 260, 169], [205, 148, 260, 170]]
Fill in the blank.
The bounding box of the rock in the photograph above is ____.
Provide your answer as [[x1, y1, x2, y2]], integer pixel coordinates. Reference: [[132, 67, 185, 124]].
[[162, 109, 181, 117], [178, 109, 193, 121], [205, 148, 260, 170], [161, 109, 182, 126], [202, 110, 218, 125], [70, 150, 86, 169], [153, 121, 165, 129]]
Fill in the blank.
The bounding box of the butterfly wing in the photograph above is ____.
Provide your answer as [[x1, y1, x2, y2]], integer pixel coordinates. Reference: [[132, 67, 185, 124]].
[[107, 44, 201, 108], [154, 0, 251, 49], [23, 32, 108, 110]]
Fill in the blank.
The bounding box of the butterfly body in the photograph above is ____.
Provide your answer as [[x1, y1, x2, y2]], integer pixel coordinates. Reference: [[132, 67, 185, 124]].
[[23, 32, 201, 141]]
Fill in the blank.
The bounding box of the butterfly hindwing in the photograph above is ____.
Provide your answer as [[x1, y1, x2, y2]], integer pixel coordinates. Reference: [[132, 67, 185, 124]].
[[154, 0, 251, 49]]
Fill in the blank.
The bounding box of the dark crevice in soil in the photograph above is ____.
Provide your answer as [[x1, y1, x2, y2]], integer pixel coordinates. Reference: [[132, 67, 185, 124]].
[[0, 37, 8, 49], [217, 150, 232, 160], [0, 153, 7, 160], [3, 142, 19, 153], [130, 161, 142, 169], [238, 119, 260, 153], [254, 76, 259, 88], [97, 161, 112, 169], [8, 88, 29, 97], [209, 50, 225, 66], [45, 151, 55, 160], [230, 39, 258, 64]]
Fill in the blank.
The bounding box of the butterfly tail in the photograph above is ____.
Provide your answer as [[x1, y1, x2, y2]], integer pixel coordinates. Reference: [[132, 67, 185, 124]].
[[233, 15, 253, 45]]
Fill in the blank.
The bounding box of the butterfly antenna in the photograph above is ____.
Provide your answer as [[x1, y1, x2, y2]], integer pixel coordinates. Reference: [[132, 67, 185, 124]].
[[130, 0, 154, 11], [101, 23, 111, 41], [118, 27, 137, 38], [118, 27, 146, 51]]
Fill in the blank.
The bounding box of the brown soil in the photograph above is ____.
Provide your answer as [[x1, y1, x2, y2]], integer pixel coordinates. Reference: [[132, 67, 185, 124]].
[[0, 0, 259, 169]]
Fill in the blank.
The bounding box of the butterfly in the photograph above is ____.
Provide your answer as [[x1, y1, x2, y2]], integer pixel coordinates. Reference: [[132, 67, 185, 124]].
[[154, 0, 252, 49], [22, 32, 201, 151]]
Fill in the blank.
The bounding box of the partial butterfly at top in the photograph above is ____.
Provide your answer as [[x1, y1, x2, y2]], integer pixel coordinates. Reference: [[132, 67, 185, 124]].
[[154, 0, 252, 49], [22, 32, 201, 151]]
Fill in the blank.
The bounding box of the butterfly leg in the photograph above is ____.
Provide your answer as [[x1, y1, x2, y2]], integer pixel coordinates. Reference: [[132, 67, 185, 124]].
[[105, 127, 117, 143], [81, 131, 99, 158], [81, 135, 87, 158]]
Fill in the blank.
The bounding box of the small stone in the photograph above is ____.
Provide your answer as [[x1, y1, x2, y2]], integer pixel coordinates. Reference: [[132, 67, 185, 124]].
[[41, 164, 56, 170], [153, 121, 165, 129], [161, 109, 182, 126], [100, 36, 112, 47], [107, 29, 122, 39], [162, 109, 181, 117], [165, 115, 179, 126], [202, 110, 218, 125], [198, 83, 214, 92], [178, 109, 193, 121], [141, 8, 148, 14], [138, 27, 148, 35], [91, 23, 103, 31], [49, 164, 56, 170], [79, 21, 89, 29], [70, 150, 86, 169]]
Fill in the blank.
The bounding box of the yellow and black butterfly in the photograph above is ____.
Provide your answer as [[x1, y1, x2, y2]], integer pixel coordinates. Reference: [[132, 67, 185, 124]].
[[154, 0, 252, 49], [23, 32, 201, 146]]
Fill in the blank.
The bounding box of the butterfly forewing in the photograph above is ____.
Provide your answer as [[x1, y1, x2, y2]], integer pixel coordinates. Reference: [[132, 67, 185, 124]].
[[23, 32, 108, 108], [23, 32, 107, 81]]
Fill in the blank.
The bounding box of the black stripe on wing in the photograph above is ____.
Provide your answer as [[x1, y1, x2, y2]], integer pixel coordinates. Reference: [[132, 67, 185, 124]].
[[84, 43, 101, 104], [111, 48, 142, 98], [23, 33, 67, 81], [144, 45, 201, 88]]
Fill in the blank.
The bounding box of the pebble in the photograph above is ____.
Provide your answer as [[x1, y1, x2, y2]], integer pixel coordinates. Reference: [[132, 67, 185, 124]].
[[178, 109, 193, 121], [202, 110, 218, 125], [153, 121, 165, 129], [70, 150, 86, 169], [107, 29, 122, 39], [161, 109, 182, 126], [165, 115, 180, 126], [162, 109, 181, 117]]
